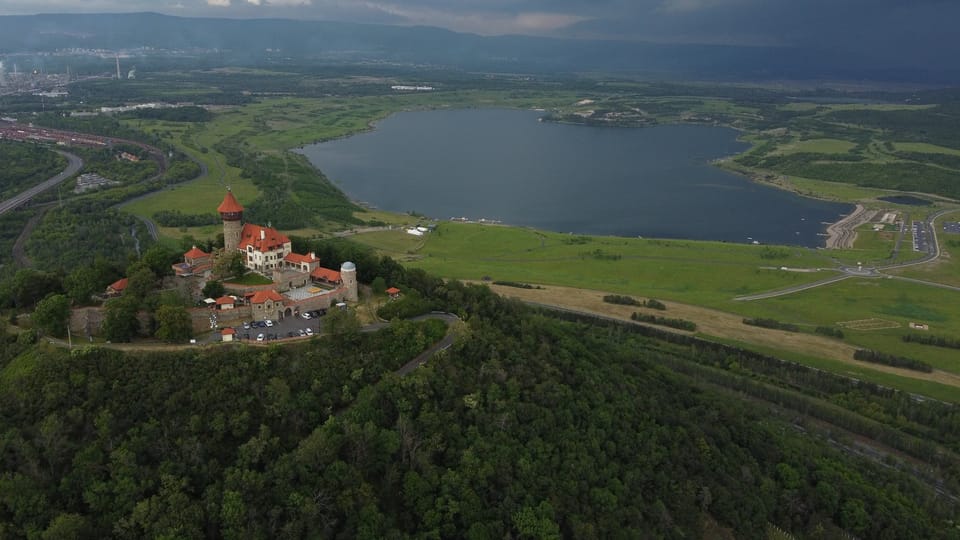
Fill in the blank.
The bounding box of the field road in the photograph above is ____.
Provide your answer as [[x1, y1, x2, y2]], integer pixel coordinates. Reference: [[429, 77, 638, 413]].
[[0, 150, 82, 216]]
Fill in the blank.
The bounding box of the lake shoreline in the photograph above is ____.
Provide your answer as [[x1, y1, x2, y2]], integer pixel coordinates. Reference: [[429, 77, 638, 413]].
[[297, 109, 852, 247]]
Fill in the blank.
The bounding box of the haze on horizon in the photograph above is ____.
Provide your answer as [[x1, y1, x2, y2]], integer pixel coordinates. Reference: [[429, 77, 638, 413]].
[[0, 0, 957, 72]]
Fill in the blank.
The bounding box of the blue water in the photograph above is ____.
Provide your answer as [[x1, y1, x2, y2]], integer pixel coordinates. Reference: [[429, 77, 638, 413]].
[[298, 109, 851, 246]]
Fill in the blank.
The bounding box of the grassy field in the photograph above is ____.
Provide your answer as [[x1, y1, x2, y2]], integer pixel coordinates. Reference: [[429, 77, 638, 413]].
[[893, 142, 960, 156], [348, 221, 960, 385], [402, 222, 840, 307], [777, 138, 858, 155]]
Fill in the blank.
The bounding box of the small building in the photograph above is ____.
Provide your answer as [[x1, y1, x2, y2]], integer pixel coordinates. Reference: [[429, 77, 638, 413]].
[[221, 327, 237, 342], [386, 287, 401, 299], [173, 246, 213, 277], [215, 296, 236, 310], [249, 289, 285, 321], [310, 266, 342, 286], [106, 277, 128, 297], [283, 252, 320, 274]]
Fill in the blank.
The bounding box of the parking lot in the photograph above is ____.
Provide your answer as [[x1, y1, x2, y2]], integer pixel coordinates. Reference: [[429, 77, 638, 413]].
[[944, 221, 960, 234], [912, 221, 929, 252], [230, 309, 327, 342]]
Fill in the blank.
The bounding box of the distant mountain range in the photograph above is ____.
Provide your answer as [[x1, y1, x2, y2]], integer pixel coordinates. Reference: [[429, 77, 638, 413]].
[[0, 12, 954, 83]]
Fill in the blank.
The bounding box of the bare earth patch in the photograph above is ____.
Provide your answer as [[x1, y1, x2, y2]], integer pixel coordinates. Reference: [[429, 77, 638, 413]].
[[484, 282, 960, 389]]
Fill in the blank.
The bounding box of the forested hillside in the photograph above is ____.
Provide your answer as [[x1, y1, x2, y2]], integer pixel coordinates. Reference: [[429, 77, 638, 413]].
[[1, 277, 956, 538]]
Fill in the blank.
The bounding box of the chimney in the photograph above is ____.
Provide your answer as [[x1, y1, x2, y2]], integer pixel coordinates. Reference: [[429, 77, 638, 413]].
[[260, 228, 266, 240], [309, 252, 315, 260]]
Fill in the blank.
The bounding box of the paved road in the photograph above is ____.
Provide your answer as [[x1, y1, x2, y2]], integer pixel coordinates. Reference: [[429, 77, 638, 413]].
[[207, 310, 460, 376], [736, 207, 960, 301], [0, 150, 83, 216]]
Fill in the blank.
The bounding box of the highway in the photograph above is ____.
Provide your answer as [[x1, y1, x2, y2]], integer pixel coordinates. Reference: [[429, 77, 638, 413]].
[[0, 150, 83, 216]]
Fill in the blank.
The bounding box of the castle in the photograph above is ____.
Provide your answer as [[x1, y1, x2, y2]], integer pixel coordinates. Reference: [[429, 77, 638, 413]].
[[173, 189, 358, 322]]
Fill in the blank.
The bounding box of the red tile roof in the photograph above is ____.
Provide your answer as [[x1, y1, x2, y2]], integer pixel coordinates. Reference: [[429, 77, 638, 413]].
[[386, 287, 401, 295], [249, 289, 285, 304], [284, 252, 318, 265], [221, 327, 236, 335], [184, 246, 209, 259], [217, 190, 244, 214], [108, 277, 128, 292], [239, 223, 290, 252], [215, 296, 235, 305], [310, 267, 341, 282]]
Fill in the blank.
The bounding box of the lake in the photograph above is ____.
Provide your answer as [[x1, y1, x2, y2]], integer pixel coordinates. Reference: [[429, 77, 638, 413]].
[[298, 109, 852, 246]]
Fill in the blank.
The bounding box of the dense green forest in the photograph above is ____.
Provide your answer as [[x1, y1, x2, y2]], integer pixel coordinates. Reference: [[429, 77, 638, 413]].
[[1, 271, 958, 538], [0, 141, 66, 199]]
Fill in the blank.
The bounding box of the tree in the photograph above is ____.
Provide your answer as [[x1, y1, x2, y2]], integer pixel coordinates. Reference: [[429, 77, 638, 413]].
[[102, 296, 140, 342], [370, 277, 387, 296], [142, 245, 178, 277], [214, 251, 245, 280], [33, 294, 71, 337], [123, 263, 157, 303], [202, 280, 225, 299], [63, 266, 101, 306], [11, 269, 62, 308], [42, 513, 90, 540], [155, 305, 193, 343], [324, 306, 361, 348]]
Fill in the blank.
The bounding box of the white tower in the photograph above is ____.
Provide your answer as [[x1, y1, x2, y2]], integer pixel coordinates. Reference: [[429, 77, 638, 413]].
[[340, 262, 358, 302], [115, 55, 121, 80]]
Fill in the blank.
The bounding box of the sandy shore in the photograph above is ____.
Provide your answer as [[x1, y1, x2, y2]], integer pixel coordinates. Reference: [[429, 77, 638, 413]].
[[825, 204, 875, 249]]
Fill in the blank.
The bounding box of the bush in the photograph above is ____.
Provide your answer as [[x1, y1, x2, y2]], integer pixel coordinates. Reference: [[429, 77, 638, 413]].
[[643, 298, 667, 310], [603, 295, 640, 306], [814, 326, 845, 339], [852, 349, 932, 373], [493, 281, 543, 290], [902, 333, 960, 350], [743, 318, 800, 332], [631, 312, 697, 331]]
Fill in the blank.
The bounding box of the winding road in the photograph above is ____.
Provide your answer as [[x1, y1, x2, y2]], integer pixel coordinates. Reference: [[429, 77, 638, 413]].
[[0, 150, 83, 216], [735, 207, 960, 301]]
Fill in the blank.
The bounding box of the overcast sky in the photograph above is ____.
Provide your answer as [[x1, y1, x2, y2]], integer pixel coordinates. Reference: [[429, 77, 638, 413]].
[[0, 0, 955, 61]]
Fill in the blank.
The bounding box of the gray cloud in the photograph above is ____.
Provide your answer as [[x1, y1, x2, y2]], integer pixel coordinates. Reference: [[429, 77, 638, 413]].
[[1, 0, 957, 67]]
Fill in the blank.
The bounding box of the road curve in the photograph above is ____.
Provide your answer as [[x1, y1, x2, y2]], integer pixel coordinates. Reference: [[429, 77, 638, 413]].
[[0, 150, 83, 216], [735, 206, 960, 301]]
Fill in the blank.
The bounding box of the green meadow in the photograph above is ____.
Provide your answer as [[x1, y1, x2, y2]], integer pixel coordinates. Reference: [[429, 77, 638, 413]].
[[351, 222, 960, 378]]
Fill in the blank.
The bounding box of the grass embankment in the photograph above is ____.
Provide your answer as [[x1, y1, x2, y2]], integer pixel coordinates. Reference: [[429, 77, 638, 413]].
[[349, 222, 960, 393]]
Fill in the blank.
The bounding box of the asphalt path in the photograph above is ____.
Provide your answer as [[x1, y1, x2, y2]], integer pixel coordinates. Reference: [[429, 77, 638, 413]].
[[0, 150, 83, 216], [736, 207, 960, 301]]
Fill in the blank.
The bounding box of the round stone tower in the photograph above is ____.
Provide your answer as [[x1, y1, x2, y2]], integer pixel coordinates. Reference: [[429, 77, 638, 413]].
[[217, 188, 244, 254], [340, 261, 358, 302]]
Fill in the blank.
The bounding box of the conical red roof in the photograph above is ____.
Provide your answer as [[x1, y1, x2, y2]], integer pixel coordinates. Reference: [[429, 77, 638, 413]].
[[217, 190, 244, 214]]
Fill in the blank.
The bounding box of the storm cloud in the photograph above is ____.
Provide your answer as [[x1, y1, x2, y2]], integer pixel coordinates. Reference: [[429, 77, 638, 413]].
[[1, 0, 956, 68]]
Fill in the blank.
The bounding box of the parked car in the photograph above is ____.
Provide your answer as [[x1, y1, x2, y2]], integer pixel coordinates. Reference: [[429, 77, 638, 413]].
[[301, 312, 312, 319], [305, 328, 314, 336], [287, 331, 295, 338], [265, 319, 274, 327], [243, 322, 250, 329], [298, 329, 306, 337], [256, 333, 265, 342]]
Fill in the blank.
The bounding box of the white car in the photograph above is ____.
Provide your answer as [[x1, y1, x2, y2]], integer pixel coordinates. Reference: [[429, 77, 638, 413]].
[[256, 333, 265, 342], [243, 322, 250, 329], [305, 328, 314, 336], [301, 312, 312, 320], [265, 319, 274, 327]]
